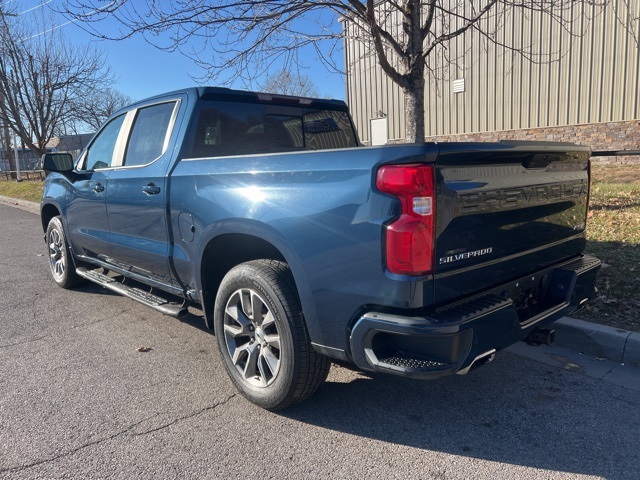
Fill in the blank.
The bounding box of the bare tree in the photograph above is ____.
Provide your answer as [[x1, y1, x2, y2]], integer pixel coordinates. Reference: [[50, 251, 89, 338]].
[[63, 1, 612, 142], [616, 0, 640, 48], [0, 4, 113, 158], [68, 88, 134, 133], [259, 69, 320, 98]]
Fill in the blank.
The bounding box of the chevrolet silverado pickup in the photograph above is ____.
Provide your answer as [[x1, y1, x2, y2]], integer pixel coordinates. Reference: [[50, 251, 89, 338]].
[[40, 87, 600, 410]]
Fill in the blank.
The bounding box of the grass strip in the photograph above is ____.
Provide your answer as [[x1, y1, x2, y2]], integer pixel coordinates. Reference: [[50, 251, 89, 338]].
[[577, 165, 640, 331], [0, 178, 44, 203]]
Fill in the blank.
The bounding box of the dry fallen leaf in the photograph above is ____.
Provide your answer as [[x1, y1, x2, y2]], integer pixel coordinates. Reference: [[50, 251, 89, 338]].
[[136, 346, 152, 353]]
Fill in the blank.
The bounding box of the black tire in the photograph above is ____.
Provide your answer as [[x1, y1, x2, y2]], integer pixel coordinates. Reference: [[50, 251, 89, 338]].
[[214, 260, 330, 410], [46, 216, 83, 289]]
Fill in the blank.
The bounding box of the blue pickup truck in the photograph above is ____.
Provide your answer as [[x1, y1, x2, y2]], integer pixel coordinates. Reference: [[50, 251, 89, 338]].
[[41, 87, 600, 409]]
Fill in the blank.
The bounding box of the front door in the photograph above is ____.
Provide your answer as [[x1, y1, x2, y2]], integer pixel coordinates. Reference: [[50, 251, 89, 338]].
[[65, 114, 127, 261]]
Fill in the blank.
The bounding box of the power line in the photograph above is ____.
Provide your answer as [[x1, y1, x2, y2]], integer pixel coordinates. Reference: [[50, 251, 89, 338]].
[[18, 1, 54, 16], [29, 18, 79, 40], [25, 0, 117, 39]]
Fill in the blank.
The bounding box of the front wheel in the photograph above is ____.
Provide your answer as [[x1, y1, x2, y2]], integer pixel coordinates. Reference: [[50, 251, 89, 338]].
[[46, 216, 83, 289], [214, 260, 330, 410]]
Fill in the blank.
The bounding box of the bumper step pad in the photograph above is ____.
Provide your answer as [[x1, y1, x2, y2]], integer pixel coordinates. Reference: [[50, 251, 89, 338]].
[[436, 294, 511, 323], [378, 353, 449, 370]]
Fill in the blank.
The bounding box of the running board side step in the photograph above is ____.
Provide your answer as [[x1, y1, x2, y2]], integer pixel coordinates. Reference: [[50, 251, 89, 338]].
[[76, 268, 188, 318]]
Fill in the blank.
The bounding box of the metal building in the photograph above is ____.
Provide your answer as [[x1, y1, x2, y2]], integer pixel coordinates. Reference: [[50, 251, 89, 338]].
[[344, 1, 640, 147]]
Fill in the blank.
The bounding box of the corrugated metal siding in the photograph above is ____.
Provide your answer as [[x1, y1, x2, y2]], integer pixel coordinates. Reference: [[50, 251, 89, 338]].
[[345, 0, 640, 143]]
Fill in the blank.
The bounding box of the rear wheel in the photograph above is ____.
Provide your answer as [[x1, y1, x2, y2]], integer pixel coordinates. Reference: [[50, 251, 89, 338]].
[[46, 216, 83, 289], [214, 260, 330, 410]]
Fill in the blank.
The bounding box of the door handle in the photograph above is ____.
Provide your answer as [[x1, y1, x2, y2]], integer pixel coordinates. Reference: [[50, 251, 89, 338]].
[[93, 183, 105, 193], [142, 183, 161, 195]]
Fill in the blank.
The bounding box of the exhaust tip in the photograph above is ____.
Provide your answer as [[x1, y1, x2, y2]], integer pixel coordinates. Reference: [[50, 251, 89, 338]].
[[457, 349, 497, 375], [525, 328, 555, 346]]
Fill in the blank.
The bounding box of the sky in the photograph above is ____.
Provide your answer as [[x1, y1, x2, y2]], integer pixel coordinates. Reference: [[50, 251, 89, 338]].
[[12, 0, 347, 102]]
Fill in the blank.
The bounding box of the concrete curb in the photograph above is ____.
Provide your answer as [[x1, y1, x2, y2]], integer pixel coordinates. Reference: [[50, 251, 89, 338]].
[[0, 195, 638, 368], [0, 195, 40, 215], [554, 316, 639, 368]]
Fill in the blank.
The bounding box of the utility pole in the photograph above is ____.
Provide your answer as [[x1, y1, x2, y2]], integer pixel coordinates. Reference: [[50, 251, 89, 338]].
[[13, 132, 20, 181]]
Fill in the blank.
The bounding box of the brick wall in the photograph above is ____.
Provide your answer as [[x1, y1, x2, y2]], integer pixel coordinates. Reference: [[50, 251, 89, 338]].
[[421, 120, 640, 164]]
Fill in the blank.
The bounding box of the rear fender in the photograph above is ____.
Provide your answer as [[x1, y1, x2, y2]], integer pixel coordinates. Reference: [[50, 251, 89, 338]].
[[195, 219, 319, 339]]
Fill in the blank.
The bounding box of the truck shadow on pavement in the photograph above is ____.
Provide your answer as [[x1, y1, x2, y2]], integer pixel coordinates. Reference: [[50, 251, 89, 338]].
[[72, 271, 638, 477], [283, 356, 639, 478]]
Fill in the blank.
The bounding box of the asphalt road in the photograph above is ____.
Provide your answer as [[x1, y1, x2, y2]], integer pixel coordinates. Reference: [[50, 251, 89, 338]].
[[1, 204, 639, 480]]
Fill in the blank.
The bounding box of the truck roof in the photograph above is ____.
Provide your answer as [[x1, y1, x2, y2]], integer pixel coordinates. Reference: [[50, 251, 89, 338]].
[[125, 86, 349, 112]]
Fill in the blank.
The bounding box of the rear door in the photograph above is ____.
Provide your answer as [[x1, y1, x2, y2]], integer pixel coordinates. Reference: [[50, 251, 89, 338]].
[[433, 142, 591, 304], [105, 99, 182, 286]]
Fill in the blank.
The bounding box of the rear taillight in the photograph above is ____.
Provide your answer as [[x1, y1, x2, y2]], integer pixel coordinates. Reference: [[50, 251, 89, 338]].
[[376, 164, 435, 276]]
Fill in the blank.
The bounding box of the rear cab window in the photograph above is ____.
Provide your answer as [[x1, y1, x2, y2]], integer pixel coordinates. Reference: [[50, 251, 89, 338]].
[[188, 100, 357, 158]]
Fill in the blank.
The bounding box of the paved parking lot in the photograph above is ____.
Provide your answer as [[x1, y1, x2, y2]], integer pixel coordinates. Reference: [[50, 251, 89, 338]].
[[1, 203, 639, 479]]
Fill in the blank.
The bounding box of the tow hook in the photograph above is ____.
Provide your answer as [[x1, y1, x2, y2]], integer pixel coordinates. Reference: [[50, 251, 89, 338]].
[[524, 328, 555, 346]]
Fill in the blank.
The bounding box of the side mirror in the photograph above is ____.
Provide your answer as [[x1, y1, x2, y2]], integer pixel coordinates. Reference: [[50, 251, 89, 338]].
[[42, 153, 74, 173]]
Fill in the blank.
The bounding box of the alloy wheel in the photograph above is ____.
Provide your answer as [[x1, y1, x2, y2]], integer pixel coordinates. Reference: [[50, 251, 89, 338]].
[[223, 288, 281, 387], [48, 228, 65, 280]]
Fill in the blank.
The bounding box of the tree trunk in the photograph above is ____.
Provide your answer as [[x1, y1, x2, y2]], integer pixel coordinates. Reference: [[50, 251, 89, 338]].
[[0, 87, 17, 177], [402, 0, 426, 144], [2, 123, 16, 178], [403, 80, 426, 143]]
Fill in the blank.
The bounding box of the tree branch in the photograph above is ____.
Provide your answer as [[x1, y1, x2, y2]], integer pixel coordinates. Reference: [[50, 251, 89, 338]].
[[424, 0, 499, 59]]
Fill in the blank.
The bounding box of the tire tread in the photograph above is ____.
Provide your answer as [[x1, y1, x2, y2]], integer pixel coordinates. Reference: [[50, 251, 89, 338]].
[[215, 259, 330, 410], [244, 260, 331, 409], [46, 216, 84, 289]]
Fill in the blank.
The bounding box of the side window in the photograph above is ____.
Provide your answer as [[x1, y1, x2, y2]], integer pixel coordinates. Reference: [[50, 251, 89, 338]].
[[84, 114, 126, 170], [124, 102, 176, 167]]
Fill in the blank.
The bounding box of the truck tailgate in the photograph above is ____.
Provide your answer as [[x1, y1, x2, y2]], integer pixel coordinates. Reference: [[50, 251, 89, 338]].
[[434, 142, 592, 306]]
